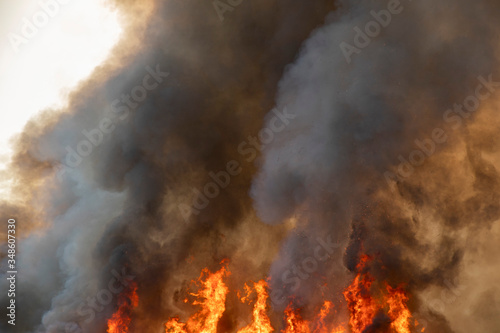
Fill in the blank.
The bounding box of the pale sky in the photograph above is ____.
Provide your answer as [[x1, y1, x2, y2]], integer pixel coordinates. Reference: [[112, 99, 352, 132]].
[[0, 0, 123, 196]]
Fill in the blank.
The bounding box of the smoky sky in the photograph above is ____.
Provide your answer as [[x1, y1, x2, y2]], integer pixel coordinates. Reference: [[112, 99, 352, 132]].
[[1, 0, 500, 332]]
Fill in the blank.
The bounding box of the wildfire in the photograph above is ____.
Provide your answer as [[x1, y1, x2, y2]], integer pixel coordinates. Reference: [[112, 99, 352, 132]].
[[107, 257, 416, 333], [163, 262, 348, 333], [106, 281, 139, 333]]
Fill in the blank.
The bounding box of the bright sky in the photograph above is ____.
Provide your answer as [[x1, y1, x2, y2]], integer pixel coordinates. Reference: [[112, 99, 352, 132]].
[[0, 0, 123, 196]]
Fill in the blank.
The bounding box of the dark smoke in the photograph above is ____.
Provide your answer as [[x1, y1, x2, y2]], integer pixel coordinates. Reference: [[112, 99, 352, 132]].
[[253, 0, 500, 331], [0, 0, 336, 332], [1, 0, 500, 332]]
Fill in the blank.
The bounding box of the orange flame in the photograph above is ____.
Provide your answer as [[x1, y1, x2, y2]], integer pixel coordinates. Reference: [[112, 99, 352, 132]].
[[237, 280, 274, 333], [281, 301, 346, 333], [106, 281, 139, 333], [387, 285, 411, 333], [330, 327, 346, 333], [165, 261, 230, 333], [342, 272, 378, 333], [342, 255, 417, 333], [342, 256, 378, 333], [311, 301, 331, 333], [164, 257, 415, 333], [311, 301, 345, 333], [164, 317, 187, 333], [282, 305, 310, 333]]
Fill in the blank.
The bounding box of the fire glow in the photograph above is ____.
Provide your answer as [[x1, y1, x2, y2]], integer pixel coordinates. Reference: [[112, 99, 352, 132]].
[[107, 258, 421, 333]]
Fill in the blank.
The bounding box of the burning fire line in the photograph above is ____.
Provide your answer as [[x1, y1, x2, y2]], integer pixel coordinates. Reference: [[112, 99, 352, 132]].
[[108, 257, 417, 332], [164, 261, 346, 333]]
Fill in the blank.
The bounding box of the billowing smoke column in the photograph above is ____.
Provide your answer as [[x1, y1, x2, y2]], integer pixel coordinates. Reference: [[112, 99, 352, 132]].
[[1, 0, 500, 332], [0, 0, 336, 332], [253, 0, 500, 331]]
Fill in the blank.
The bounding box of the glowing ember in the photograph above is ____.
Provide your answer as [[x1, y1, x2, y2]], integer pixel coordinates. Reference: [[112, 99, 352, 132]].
[[106, 282, 139, 333]]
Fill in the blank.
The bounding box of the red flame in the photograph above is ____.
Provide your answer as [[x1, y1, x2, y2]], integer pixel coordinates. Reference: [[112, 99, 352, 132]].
[[106, 281, 139, 333]]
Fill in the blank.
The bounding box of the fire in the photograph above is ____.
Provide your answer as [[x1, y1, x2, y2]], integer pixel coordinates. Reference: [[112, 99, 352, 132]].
[[237, 280, 273, 333], [311, 301, 332, 333], [106, 281, 139, 333], [282, 305, 310, 333], [342, 256, 378, 333], [156, 257, 415, 333], [330, 328, 346, 333], [387, 285, 411, 333], [314, 301, 346, 333], [164, 318, 187, 333], [282, 301, 346, 333], [343, 255, 414, 333], [165, 260, 230, 333], [163, 262, 347, 333]]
